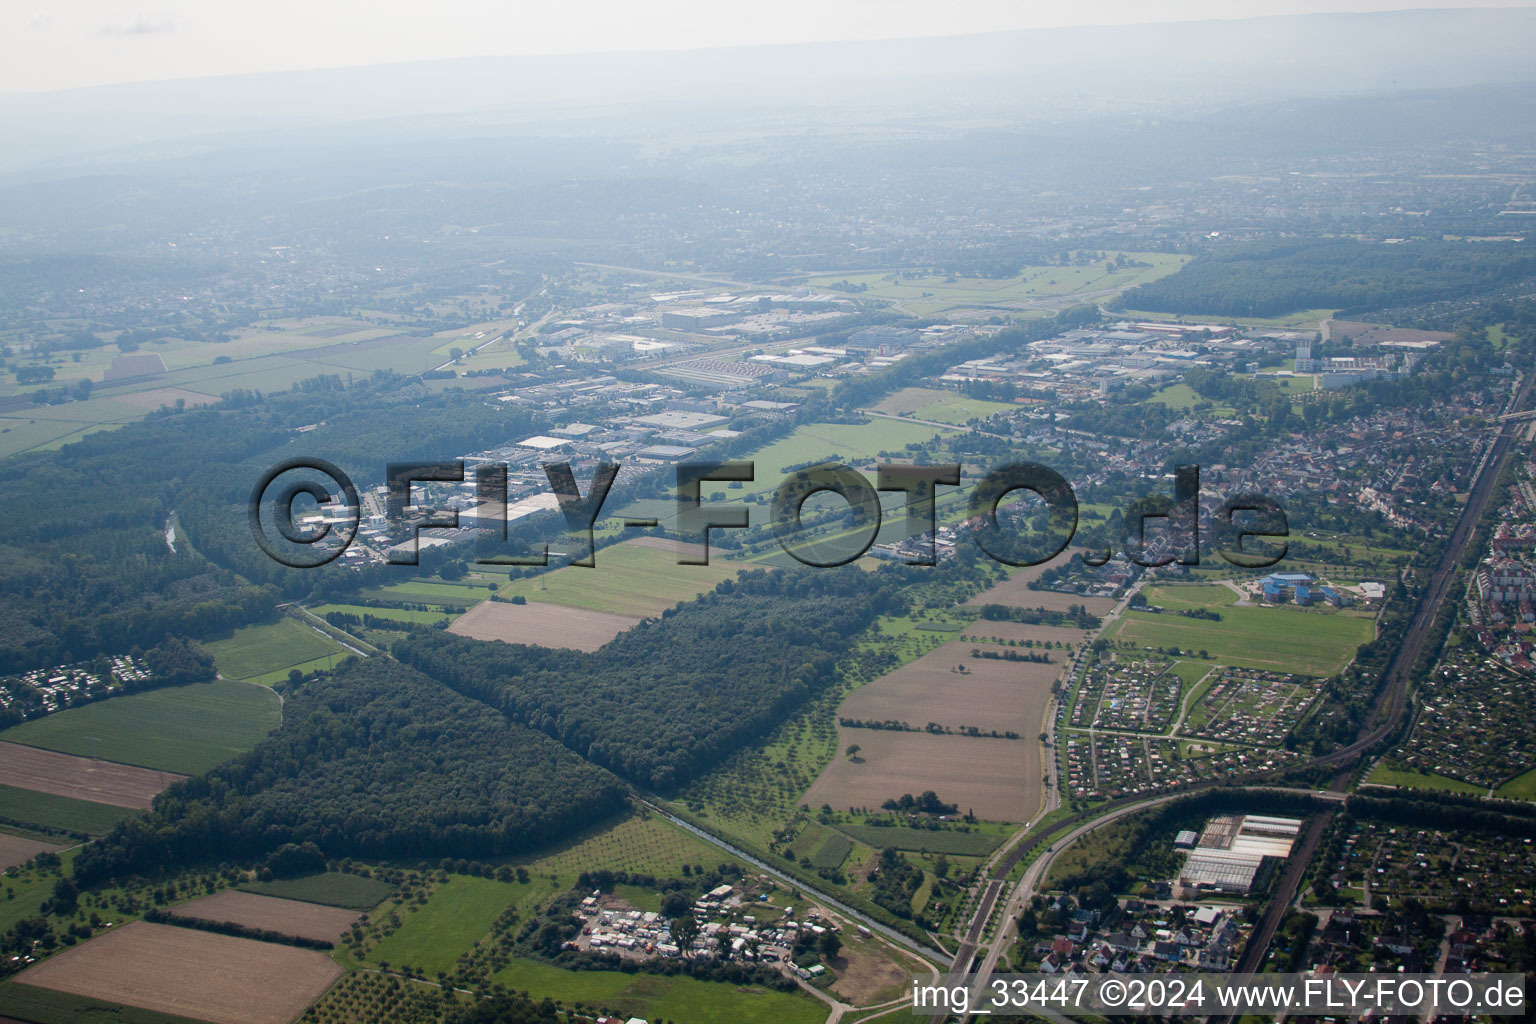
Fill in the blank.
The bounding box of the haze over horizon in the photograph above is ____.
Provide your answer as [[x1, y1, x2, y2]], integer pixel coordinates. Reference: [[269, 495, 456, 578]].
[[5, 0, 1536, 95]]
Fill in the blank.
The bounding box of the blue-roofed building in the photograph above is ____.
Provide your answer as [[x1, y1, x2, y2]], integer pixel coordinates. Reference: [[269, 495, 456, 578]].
[[1260, 571, 1320, 605]]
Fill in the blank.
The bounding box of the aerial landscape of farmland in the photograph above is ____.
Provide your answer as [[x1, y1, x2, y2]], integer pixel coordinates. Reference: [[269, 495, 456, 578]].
[[2, 5, 1536, 1023]]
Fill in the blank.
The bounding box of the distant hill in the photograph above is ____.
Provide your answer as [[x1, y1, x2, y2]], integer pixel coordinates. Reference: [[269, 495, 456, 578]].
[[1, 7, 1534, 173]]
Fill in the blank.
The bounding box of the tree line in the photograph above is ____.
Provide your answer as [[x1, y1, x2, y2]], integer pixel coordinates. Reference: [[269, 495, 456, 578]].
[[73, 657, 627, 885], [395, 567, 903, 790]]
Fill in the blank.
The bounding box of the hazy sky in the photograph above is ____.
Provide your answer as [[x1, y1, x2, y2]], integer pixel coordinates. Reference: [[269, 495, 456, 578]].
[[4, 0, 1535, 95]]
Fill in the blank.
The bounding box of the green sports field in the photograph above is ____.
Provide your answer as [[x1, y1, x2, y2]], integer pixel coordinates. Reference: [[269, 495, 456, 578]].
[[1107, 604, 1374, 676], [1141, 583, 1237, 611], [203, 618, 350, 682], [0, 680, 281, 774]]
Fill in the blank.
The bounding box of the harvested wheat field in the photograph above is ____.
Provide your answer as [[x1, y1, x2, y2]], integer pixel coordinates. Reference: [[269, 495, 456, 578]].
[[449, 600, 641, 652], [0, 832, 64, 871], [803, 729, 1039, 822], [965, 552, 1117, 616], [837, 640, 1057, 737], [0, 742, 183, 809], [13, 920, 342, 1024], [168, 890, 361, 943]]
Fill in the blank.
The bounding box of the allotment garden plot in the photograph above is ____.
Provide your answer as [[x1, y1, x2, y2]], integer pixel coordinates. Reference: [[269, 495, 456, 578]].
[[1059, 654, 1314, 802], [1178, 669, 1319, 746], [1069, 659, 1186, 732]]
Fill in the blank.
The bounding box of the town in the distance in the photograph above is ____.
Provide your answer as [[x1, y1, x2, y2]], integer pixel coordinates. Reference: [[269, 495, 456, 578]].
[[1, 7, 1536, 1024]]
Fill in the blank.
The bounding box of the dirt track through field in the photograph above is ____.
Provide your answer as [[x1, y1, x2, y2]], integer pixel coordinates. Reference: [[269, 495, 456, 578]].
[[449, 599, 641, 652], [169, 890, 362, 942], [14, 920, 342, 1024], [0, 741, 183, 809]]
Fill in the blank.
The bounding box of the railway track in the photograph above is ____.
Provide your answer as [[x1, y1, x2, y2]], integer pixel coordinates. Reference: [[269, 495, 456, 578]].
[[943, 366, 1534, 1019]]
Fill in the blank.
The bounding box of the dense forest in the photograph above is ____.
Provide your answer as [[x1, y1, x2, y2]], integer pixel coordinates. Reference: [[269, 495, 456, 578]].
[[0, 372, 552, 671], [396, 567, 905, 789], [1118, 237, 1536, 318], [73, 657, 627, 884]]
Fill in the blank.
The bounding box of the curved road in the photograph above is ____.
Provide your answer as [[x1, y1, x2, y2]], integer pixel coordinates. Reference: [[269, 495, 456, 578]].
[[942, 366, 1534, 1021]]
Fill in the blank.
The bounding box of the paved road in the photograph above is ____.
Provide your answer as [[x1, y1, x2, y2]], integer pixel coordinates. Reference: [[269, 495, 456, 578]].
[[1204, 367, 1535, 1022], [941, 367, 1535, 1022]]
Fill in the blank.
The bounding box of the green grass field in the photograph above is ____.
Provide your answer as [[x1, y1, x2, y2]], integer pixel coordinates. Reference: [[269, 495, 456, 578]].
[[516, 811, 727, 883], [1369, 764, 1486, 795], [0, 849, 79, 935], [1148, 382, 1203, 412], [357, 580, 496, 607], [203, 618, 349, 682], [1117, 306, 1340, 329], [1168, 660, 1215, 686], [492, 540, 741, 617], [0, 982, 211, 1024], [240, 871, 396, 911], [1108, 604, 1374, 676], [1497, 767, 1536, 800], [1142, 583, 1236, 611], [873, 387, 1015, 425], [312, 603, 450, 625], [807, 254, 1186, 316], [701, 419, 953, 502], [493, 955, 826, 1024], [0, 680, 281, 774], [836, 825, 1003, 857], [810, 833, 855, 870], [364, 875, 532, 976], [0, 326, 445, 460], [0, 782, 130, 836]]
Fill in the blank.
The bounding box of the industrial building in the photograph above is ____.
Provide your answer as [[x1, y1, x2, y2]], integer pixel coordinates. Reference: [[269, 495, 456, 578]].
[[1176, 813, 1301, 896], [846, 325, 920, 354]]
